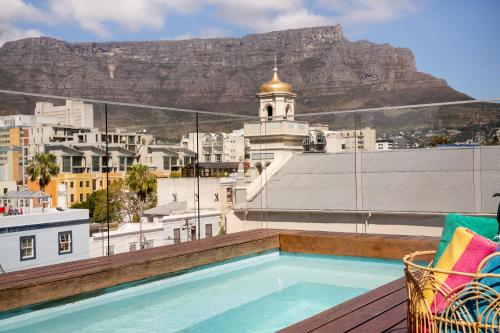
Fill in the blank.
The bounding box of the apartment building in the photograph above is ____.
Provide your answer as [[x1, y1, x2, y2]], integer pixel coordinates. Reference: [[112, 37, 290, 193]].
[[304, 126, 377, 153], [35, 100, 94, 128], [180, 130, 248, 163]]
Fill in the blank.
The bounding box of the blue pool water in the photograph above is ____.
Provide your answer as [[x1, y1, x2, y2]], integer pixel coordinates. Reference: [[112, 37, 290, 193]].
[[0, 252, 403, 333]]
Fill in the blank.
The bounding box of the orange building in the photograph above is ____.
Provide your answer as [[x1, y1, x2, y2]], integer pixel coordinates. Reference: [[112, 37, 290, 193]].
[[28, 172, 125, 208]]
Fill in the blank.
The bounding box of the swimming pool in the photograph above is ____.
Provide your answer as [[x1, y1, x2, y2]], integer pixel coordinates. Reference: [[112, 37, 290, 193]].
[[0, 251, 403, 332]]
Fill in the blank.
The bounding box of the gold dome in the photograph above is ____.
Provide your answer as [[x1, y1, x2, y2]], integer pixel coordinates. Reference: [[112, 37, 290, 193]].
[[260, 68, 293, 93]]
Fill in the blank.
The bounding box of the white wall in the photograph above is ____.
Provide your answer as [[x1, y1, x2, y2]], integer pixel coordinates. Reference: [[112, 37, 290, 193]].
[[0, 209, 89, 272], [157, 177, 222, 210], [89, 224, 164, 257], [162, 212, 220, 244]]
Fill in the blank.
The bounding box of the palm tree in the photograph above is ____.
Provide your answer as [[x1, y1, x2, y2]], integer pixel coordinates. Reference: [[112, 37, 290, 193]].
[[26, 152, 60, 192], [125, 164, 157, 248]]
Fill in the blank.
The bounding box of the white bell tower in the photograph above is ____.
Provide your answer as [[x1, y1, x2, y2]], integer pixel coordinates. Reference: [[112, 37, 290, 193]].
[[244, 57, 309, 180], [257, 56, 296, 121]]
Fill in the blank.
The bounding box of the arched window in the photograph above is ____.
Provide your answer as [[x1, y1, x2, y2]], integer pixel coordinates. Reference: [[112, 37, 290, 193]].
[[255, 162, 263, 175], [214, 133, 224, 152], [266, 105, 273, 120], [316, 132, 326, 144]]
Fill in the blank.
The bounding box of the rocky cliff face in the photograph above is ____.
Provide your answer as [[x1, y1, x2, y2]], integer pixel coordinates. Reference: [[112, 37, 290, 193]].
[[0, 25, 470, 137]]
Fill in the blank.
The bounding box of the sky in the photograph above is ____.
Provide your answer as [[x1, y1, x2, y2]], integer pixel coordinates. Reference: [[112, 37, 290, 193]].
[[0, 0, 499, 99]]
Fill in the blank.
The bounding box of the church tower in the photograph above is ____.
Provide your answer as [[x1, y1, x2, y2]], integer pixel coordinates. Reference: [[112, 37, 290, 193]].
[[244, 59, 309, 180], [257, 59, 296, 121]]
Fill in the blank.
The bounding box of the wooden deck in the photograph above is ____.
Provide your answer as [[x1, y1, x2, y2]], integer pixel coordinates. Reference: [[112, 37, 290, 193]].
[[279, 277, 408, 333]]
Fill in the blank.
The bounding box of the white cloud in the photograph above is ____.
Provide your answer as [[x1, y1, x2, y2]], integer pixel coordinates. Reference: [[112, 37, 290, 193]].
[[0, 0, 47, 46], [207, 0, 333, 32], [316, 0, 420, 25], [47, 0, 194, 38], [0, 0, 422, 45]]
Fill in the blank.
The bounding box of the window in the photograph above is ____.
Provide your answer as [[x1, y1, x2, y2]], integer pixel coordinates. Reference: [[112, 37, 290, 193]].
[[79, 193, 83, 202], [119, 157, 125, 171], [92, 180, 96, 191], [58, 231, 72, 255], [86, 193, 89, 200], [226, 188, 233, 203], [129, 242, 137, 251], [70, 181, 74, 188], [79, 181, 83, 187], [163, 156, 171, 170], [266, 105, 273, 120], [70, 194, 74, 203], [86, 181, 90, 187], [215, 154, 222, 163], [183, 156, 190, 165], [62, 156, 71, 172], [173, 228, 180, 244], [92, 156, 100, 172], [205, 224, 213, 238], [20, 235, 36, 260], [100, 180, 103, 187]]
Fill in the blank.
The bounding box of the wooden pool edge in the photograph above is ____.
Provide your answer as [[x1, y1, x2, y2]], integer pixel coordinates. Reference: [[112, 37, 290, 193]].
[[0, 229, 438, 317]]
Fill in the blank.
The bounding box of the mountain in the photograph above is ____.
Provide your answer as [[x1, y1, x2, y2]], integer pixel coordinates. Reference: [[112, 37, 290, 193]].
[[0, 25, 473, 138]]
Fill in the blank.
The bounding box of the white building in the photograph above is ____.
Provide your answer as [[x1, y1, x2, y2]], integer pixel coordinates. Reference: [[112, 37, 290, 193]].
[[0, 114, 58, 127], [89, 222, 164, 257], [0, 191, 89, 273], [161, 210, 221, 244], [304, 126, 377, 153], [181, 130, 247, 163], [35, 100, 94, 128], [376, 140, 393, 151]]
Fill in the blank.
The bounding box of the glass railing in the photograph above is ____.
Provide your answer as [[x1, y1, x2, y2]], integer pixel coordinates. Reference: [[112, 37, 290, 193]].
[[0, 88, 498, 266]]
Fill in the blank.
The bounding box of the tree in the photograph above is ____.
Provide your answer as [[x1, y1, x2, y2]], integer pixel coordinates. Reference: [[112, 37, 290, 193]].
[[125, 164, 157, 211], [26, 153, 60, 192], [428, 135, 451, 147], [125, 164, 157, 248], [71, 190, 100, 218], [92, 186, 123, 224]]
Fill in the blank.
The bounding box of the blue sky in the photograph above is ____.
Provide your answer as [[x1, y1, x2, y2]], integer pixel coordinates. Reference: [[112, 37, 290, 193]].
[[1, 0, 499, 99]]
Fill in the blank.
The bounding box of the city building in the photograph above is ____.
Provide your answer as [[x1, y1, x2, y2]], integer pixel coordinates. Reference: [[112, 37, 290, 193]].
[[35, 100, 94, 128], [376, 140, 393, 151], [180, 130, 247, 163], [304, 126, 377, 153], [0, 190, 89, 273], [333, 128, 377, 151], [28, 172, 124, 208]]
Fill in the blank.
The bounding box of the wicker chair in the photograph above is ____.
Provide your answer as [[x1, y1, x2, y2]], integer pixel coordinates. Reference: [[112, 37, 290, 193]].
[[404, 250, 499, 333]]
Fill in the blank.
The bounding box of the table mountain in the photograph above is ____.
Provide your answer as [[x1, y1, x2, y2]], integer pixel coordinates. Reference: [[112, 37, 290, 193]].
[[0, 25, 472, 138]]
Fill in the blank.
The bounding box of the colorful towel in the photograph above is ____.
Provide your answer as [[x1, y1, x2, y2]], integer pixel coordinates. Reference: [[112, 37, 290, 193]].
[[423, 227, 497, 314], [433, 213, 498, 267]]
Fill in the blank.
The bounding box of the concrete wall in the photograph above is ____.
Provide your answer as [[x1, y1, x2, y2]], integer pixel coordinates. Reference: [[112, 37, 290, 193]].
[[157, 177, 227, 210], [89, 225, 165, 257]]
